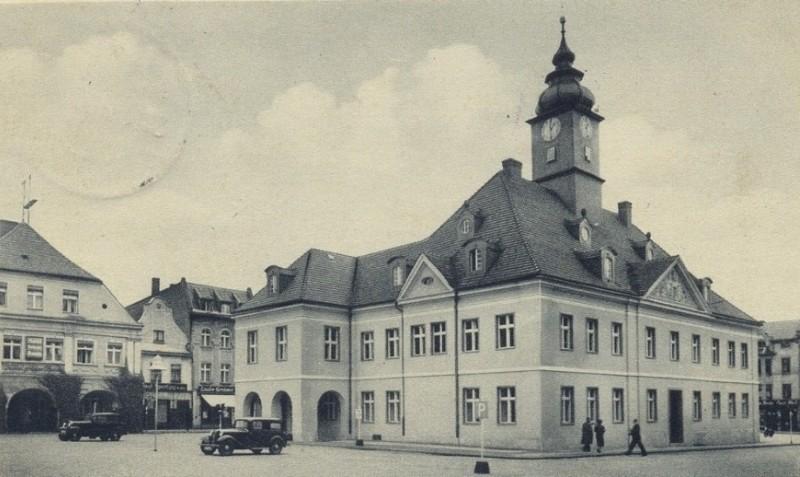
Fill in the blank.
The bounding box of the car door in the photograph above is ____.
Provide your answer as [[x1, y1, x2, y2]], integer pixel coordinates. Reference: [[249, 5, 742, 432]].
[[250, 420, 267, 447]]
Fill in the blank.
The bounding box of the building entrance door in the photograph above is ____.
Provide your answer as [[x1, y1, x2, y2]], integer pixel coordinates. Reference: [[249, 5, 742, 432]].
[[669, 390, 683, 444]]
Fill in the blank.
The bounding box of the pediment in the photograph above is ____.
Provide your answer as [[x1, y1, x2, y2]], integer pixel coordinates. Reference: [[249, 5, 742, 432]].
[[644, 259, 710, 312], [397, 254, 453, 304]]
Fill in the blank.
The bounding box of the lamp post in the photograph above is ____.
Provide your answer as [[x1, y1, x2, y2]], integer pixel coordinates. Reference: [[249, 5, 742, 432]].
[[150, 355, 167, 452]]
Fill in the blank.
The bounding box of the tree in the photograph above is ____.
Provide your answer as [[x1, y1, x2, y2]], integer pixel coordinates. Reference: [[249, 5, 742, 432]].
[[105, 367, 145, 433], [39, 372, 83, 426], [0, 384, 7, 433]]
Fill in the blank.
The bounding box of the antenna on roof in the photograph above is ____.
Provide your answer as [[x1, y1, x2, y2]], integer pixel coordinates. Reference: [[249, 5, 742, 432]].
[[21, 174, 38, 225]]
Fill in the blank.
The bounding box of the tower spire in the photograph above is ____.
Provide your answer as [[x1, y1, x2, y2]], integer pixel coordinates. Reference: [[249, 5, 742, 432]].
[[552, 16, 576, 69]]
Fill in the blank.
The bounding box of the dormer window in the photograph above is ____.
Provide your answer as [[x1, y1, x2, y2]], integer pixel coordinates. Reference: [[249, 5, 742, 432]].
[[602, 252, 615, 283], [461, 218, 472, 235], [469, 248, 483, 273], [645, 243, 655, 261], [392, 264, 404, 287], [579, 223, 591, 246], [268, 274, 279, 295]]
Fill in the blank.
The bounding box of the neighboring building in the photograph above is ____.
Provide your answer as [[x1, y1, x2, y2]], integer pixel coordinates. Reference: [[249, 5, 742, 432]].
[[232, 19, 761, 450], [758, 320, 800, 431], [0, 220, 142, 432], [127, 278, 250, 428]]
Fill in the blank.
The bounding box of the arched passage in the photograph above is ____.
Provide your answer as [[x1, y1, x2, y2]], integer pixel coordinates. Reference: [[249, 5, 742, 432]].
[[243, 392, 262, 417], [270, 391, 292, 433], [80, 390, 117, 416], [7, 389, 57, 432], [316, 391, 342, 441]]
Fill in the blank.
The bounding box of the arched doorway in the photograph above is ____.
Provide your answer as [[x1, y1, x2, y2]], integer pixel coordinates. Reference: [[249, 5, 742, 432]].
[[7, 389, 57, 432], [316, 391, 342, 441], [271, 391, 292, 433], [80, 390, 117, 416], [244, 392, 262, 417]]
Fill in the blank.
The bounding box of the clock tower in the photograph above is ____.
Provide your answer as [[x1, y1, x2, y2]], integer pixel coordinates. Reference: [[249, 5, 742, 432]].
[[528, 18, 605, 218]]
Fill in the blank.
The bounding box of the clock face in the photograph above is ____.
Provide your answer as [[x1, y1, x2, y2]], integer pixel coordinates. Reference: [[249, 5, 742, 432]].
[[580, 116, 593, 139], [541, 117, 561, 142]]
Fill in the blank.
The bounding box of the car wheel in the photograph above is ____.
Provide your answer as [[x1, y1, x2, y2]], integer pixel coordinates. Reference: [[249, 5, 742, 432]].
[[269, 440, 283, 455], [58, 434, 68, 442], [100, 434, 110, 441], [201, 447, 216, 455], [70, 434, 80, 442], [219, 442, 234, 456], [251, 448, 263, 455], [110, 433, 121, 441]]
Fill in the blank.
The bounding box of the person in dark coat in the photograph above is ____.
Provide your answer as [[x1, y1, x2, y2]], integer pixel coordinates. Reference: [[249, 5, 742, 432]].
[[594, 419, 606, 453], [580, 417, 593, 452], [625, 419, 648, 456]]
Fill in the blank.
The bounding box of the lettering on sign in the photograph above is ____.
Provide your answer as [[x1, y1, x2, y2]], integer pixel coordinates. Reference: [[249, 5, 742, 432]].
[[478, 401, 488, 419], [25, 336, 44, 361]]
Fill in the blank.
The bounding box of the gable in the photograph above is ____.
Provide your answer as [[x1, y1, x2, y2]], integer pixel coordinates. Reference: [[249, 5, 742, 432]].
[[645, 261, 709, 312], [397, 255, 453, 304]]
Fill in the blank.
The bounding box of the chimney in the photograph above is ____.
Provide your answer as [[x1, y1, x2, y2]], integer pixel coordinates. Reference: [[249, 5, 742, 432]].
[[618, 201, 632, 226], [501, 158, 522, 179], [151, 277, 160, 296], [246, 287, 253, 299], [699, 277, 713, 301]]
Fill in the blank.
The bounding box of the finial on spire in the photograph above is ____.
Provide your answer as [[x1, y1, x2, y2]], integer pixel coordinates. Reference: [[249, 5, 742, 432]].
[[560, 16, 566, 38]]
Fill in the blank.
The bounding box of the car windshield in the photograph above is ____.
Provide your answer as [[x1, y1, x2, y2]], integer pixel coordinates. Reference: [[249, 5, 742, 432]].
[[233, 420, 249, 429]]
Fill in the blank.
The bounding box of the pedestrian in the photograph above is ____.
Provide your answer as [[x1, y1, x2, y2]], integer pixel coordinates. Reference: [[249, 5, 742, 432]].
[[595, 419, 605, 453], [581, 417, 593, 452], [625, 419, 647, 456]]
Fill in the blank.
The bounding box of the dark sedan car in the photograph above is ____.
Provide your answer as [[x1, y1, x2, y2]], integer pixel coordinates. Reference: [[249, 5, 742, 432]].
[[58, 412, 126, 442], [200, 417, 292, 456]]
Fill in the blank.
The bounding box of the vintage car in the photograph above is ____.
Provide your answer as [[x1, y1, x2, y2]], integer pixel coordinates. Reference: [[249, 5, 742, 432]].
[[200, 417, 292, 456], [58, 412, 126, 442]]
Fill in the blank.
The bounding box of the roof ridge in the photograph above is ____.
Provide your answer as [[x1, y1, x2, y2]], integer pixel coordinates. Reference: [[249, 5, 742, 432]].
[[299, 249, 313, 299], [499, 174, 541, 274], [185, 281, 248, 294]]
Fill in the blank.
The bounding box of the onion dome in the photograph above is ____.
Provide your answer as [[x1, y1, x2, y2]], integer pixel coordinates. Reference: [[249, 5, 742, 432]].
[[536, 17, 596, 116]]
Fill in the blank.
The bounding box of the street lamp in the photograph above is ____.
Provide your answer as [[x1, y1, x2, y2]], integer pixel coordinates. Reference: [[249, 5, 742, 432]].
[[150, 355, 167, 452]]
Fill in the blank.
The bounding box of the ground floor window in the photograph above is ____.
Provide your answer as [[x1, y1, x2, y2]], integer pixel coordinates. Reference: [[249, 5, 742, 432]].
[[320, 393, 339, 421], [712, 392, 721, 419], [386, 391, 401, 424], [586, 387, 599, 422], [728, 393, 736, 418], [561, 387, 574, 424], [741, 393, 749, 419], [497, 386, 516, 424], [361, 392, 375, 423], [3, 335, 22, 360], [693, 391, 702, 421], [612, 388, 624, 423], [646, 389, 657, 422], [463, 388, 480, 424], [76, 340, 94, 364]]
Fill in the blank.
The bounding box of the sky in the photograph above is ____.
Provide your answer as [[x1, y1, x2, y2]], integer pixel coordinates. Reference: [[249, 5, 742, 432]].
[[0, 1, 798, 322]]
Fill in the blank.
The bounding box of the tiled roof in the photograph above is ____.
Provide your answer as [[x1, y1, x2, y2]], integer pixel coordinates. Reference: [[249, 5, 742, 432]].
[[0, 220, 100, 282], [238, 171, 755, 323], [763, 320, 800, 340], [186, 282, 249, 305]]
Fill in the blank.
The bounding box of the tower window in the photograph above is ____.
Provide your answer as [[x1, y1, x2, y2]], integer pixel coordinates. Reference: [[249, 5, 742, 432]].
[[546, 146, 557, 163], [584, 145, 592, 162]]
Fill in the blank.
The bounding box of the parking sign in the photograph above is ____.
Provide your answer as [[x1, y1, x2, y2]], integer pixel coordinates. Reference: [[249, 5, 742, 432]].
[[354, 407, 363, 421], [478, 401, 488, 419]]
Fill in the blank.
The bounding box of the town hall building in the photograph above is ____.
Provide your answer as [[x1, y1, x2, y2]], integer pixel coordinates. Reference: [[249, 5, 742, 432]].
[[232, 19, 761, 451]]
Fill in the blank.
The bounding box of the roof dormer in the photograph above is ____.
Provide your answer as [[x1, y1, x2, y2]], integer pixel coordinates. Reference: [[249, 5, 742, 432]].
[[575, 246, 618, 284], [457, 202, 484, 243], [464, 238, 503, 276], [564, 211, 592, 247], [265, 265, 296, 296], [631, 232, 655, 261], [388, 256, 411, 289]]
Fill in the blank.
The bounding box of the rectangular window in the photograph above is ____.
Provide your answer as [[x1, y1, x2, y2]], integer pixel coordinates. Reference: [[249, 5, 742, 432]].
[[361, 331, 374, 361], [645, 327, 656, 359], [386, 391, 401, 424], [275, 326, 287, 361], [410, 324, 426, 357], [612, 388, 624, 423], [200, 362, 211, 383], [693, 391, 702, 421], [497, 386, 516, 424], [611, 322, 623, 356], [170, 364, 181, 384], [728, 341, 736, 367], [463, 388, 480, 424], [496, 314, 515, 349], [765, 358, 772, 376], [712, 338, 720, 366], [765, 384, 773, 400], [691, 334, 701, 363], [27, 286, 43, 310], [76, 340, 94, 364], [220, 303, 231, 314], [462, 318, 479, 352], [3, 335, 22, 360], [220, 364, 231, 384], [0, 282, 6, 306], [62, 290, 79, 314], [728, 393, 736, 418], [742, 393, 749, 419], [670, 331, 680, 361], [646, 389, 657, 422], [106, 342, 123, 366], [153, 330, 165, 344], [783, 383, 792, 400], [712, 392, 721, 419], [324, 326, 340, 361], [45, 338, 63, 362], [150, 369, 162, 384], [469, 248, 483, 272], [782, 357, 791, 375], [586, 387, 599, 422], [361, 392, 375, 423], [247, 330, 258, 364], [431, 322, 447, 354], [585, 318, 598, 353], [560, 314, 573, 350], [386, 328, 400, 359], [740, 343, 748, 369], [561, 386, 574, 424]]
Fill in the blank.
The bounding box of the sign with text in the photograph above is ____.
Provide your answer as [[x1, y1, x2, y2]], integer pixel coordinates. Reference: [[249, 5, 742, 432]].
[[478, 401, 488, 419], [25, 336, 43, 361], [198, 385, 235, 395], [144, 382, 188, 393]]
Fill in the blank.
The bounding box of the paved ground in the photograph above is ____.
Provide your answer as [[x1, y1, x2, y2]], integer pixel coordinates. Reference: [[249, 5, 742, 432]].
[[1, 432, 799, 477]]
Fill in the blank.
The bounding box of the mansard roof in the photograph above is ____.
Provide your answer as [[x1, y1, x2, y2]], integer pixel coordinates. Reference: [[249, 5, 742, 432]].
[[0, 220, 100, 282], [238, 171, 755, 323]]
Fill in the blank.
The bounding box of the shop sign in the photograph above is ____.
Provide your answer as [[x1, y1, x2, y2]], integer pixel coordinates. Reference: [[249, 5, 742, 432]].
[[144, 382, 188, 392], [198, 385, 235, 395], [25, 336, 43, 361]]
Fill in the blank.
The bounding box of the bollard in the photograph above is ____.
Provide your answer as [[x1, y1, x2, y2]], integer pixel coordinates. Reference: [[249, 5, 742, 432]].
[[474, 460, 490, 474]]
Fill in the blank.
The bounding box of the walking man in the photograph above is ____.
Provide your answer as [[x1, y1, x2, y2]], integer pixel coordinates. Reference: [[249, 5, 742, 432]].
[[581, 417, 593, 452], [594, 419, 605, 453], [625, 419, 647, 456]]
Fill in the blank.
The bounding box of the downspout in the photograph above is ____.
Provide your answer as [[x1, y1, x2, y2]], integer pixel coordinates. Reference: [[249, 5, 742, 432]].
[[625, 299, 631, 432], [635, 301, 641, 424], [347, 306, 353, 436], [394, 300, 406, 436], [454, 289, 460, 442]]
